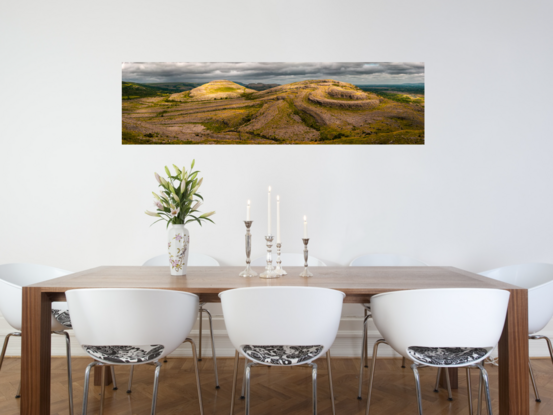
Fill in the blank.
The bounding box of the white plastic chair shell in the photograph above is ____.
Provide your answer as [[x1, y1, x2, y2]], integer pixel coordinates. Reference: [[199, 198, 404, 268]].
[[370, 288, 510, 367], [0, 263, 71, 331], [143, 252, 220, 266], [251, 253, 326, 267], [480, 263, 553, 335], [66, 288, 199, 364], [219, 286, 344, 365], [349, 254, 427, 267]]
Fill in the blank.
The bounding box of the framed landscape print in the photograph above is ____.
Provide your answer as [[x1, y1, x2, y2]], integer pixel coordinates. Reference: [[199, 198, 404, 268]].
[[122, 62, 424, 145]]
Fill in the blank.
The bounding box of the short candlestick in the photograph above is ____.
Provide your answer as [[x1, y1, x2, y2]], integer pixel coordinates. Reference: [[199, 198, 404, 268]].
[[299, 238, 313, 278], [260, 235, 279, 279], [239, 221, 257, 277], [274, 243, 287, 275]]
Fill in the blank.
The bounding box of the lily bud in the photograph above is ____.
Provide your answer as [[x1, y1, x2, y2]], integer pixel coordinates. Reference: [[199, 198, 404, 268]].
[[192, 201, 202, 211], [199, 211, 215, 218], [145, 210, 161, 217], [180, 180, 186, 192], [173, 164, 181, 175], [196, 177, 203, 190], [160, 177, 168, 186], [191, 159, 195, 170], [155, 172, 161, 184], [172, 193, 180, 203], [164, 166, 171, 176], [152, 192, 161, 201]]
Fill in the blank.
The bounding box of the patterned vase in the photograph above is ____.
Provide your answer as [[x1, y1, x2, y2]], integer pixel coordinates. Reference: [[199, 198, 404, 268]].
[[167, 224, 190, 276]]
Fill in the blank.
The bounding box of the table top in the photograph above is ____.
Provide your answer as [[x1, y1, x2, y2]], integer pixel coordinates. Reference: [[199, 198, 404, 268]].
[[28, 266, 522, 303]]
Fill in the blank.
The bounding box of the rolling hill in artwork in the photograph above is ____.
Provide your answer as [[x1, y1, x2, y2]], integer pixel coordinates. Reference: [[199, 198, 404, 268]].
[[122, 79, 424, 145]]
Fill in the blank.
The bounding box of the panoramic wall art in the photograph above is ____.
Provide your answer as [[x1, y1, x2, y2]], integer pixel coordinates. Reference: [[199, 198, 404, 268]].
[[122, 62, 424, 145]]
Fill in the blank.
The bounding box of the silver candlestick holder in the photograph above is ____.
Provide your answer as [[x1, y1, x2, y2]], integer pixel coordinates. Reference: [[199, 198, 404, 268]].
[[259, 235, 279, 279], [274, 242, 287, 275], [299, 238, 313, 277], [239, 221, 257, 277]]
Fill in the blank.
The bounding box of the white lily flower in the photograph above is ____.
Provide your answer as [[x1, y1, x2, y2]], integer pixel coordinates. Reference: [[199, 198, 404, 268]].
[[170, 207, 180, 217]]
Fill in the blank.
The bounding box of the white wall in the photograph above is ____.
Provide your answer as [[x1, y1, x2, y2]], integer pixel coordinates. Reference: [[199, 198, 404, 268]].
[[1, 0, 553, 358]]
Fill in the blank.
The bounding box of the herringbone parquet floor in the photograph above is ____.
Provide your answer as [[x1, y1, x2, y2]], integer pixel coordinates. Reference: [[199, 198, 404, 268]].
[[1, 357, 552, 415]]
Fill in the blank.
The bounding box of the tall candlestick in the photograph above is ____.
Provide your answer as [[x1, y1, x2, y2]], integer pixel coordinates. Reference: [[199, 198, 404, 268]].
[[268, 186, 271, 235], [303, 215, 308, 238], [277, 195, 281, 243], [246, 200, 251, 221]]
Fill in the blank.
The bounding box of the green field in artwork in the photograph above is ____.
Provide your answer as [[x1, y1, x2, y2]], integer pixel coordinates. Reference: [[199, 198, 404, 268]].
[[122, 63, 424, 145]]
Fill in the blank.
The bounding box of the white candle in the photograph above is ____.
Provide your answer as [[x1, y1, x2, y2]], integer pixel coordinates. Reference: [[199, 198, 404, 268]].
[[247, 200, 251, 221], [277, 195, 281, 243], [303, 215, 308, 238], [268, 186, 271, 235]]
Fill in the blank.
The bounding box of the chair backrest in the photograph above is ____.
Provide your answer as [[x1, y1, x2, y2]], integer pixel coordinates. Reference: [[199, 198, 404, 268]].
[[251, 253, 326, 267], [480, 263, 553, 334], [143, 252, 220, 266], [0, 263, 71, 331], [349, 254, 427, 266], [66, 289, 198, 362], [370, 288, 510, 365], [220, 286, 344, 362]]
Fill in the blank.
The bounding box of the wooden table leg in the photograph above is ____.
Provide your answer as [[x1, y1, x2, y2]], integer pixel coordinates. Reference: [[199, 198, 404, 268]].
[[21, 288, 52, 415], [499, 288, 529, 415], [94, 365, 113, 386]]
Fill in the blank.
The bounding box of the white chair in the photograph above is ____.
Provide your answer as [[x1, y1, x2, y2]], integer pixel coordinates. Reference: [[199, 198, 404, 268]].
[[480, 263, 553, 402], [220, 286, 344, 415], [142, 252, 220, 389], [251, 253, 327, 267], [0, 263, 75, 415], [367, 288, 510, 415], [66, 288, 203, 415], [350, 254, 427, 399]]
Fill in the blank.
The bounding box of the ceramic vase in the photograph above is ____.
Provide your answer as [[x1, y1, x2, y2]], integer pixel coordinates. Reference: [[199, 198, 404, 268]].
[[167, 224, 190, 276]]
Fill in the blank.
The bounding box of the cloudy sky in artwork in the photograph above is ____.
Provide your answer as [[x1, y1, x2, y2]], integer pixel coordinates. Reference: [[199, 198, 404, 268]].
[[122, 62, 424, 85]]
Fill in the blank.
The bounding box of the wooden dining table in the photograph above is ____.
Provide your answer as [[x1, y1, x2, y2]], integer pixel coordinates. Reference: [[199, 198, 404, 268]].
[[21, 265, 529, 415]]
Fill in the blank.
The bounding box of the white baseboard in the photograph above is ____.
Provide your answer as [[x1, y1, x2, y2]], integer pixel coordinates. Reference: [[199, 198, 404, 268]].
[[1, 315, 552, 359]]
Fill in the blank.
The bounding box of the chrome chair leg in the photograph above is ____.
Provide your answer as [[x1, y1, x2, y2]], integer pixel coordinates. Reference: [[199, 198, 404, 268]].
[[434, 367, 441, 392], [477, 370, 483, 415], [241, 357, 247, 399], [411, 363, 424, 415], [151, 361, 162, 415], [55, 331, 75, 415], [444, 367, 453, 401], [309, 362, 318, 415], [365, 339, 386, 415], [111, 366, 118, 390], [466, 367, 473, 415], [326, 351, 336, 415], [198, 305, 204, 361], [0, 332, 21, 398], [477, 363, 492, 415], [203, 307, 220, 388], [364, 308, 369, 368], [357, 314, 371, 399], [127, 365, 134, 393], [82, 361, 98, 415], [529, 360, 541, 402], [100, 365, 106, 415], [230, 351, 240, 415], [432, 366, 452, 401], [185, 338, 204, 415], [245, 361, 254, 415]]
